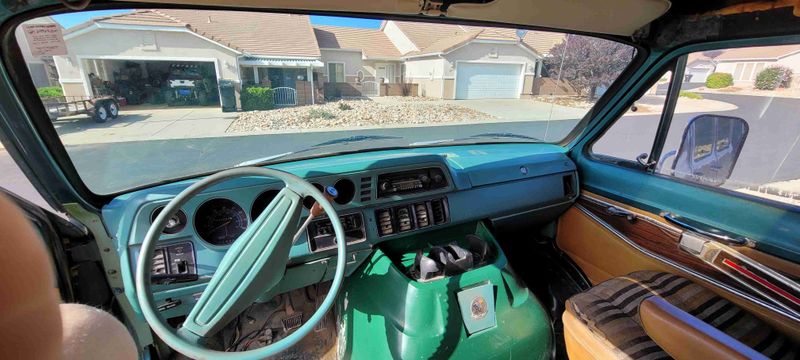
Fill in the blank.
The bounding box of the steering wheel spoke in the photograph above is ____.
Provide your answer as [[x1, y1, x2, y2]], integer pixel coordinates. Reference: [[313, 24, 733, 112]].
[[182, 187, 303, 337], [136, 167, 346, 359]]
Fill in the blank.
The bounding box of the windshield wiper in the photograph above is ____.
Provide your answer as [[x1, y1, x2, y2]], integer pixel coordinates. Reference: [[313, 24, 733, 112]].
[[408, 132, 541, 146], [311, 135, 403, 148], [468, 132, 541, 141], [235, 135, 404, 167]]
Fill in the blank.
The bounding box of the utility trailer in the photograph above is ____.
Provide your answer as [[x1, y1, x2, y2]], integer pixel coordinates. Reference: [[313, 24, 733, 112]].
[[42, 96, 120, 123]]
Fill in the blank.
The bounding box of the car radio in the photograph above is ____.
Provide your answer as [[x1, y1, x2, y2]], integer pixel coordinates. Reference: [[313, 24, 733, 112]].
[[377, 167, 448, 198]]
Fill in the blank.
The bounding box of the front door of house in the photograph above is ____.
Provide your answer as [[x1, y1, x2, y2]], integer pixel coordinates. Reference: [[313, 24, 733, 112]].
[[376, 63, 394, 83]]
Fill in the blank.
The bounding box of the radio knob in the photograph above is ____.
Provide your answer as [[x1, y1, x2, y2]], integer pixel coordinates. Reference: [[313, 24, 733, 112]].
[[419, 175, 430, 183], [379, 181, 390, 191], [432, 174, 443, 183]]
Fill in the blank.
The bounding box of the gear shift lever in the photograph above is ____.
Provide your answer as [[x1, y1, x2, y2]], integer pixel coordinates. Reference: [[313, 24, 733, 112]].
[[293, 186, 338, 244]]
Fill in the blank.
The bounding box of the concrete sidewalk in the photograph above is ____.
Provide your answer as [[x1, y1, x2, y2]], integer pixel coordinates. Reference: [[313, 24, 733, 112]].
[[55, 105, 237, 145]]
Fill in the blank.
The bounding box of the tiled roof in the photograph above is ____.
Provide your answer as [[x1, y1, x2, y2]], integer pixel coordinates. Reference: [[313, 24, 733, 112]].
[[391, 21, 564, 57], [313, 25, 402, 59], [66, 9, 321, 57], [522, 31, 566, 56], [714, 44, 800, 61]]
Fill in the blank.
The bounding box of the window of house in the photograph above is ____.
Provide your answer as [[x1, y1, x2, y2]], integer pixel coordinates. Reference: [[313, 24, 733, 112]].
[[328, 63, 344, 83], [591, 70, 674, 163], [240, 66, 255, 86], [654, 46, 800, 207]]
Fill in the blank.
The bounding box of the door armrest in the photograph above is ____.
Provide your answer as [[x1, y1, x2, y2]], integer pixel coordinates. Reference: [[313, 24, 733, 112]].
[[639, 296, 767, 360]]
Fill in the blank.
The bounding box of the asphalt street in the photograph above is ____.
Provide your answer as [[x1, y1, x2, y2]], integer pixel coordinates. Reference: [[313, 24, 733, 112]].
[[2, 92, 799, 206]]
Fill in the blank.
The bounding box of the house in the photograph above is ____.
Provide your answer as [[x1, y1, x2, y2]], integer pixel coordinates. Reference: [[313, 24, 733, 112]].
[[713, 44, 800, 87], [52, 10, 566, 107], [684, 52, 717, 84], [15, 17, 61, 89], [383, 21, 560, 99], [313, 25, 403, 97], [54, 10, 323, 106], [684, 45, 800, 87]]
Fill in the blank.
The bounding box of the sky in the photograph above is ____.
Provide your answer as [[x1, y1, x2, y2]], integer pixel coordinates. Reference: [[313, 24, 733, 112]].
[[52, 10, 382, 29]]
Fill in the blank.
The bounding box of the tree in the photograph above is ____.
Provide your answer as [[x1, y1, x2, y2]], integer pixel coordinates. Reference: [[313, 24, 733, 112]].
[[543, 35, 634, 97]]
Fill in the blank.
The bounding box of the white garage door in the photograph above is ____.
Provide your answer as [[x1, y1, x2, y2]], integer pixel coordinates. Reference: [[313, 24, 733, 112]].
[[455, 63, 523, 99]]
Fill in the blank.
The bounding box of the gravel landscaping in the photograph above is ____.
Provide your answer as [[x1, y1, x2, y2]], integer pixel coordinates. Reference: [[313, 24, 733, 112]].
[[227, 97, 495, 132]]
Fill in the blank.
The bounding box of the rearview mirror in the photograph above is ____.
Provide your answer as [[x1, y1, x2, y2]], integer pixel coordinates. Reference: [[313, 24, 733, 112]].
[[669, 114, 749, 186]]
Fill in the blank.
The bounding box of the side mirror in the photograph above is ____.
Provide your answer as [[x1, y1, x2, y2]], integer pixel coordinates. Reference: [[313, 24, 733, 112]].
[[671, 114, 749, 186]]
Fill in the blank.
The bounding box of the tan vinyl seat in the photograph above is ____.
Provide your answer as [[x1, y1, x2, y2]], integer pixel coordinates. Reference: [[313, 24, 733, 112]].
[[0, 194, 138, 360], [563, 271, 798, 360]]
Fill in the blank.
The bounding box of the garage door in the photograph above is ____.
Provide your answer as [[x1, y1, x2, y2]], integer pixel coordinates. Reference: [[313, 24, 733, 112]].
[[455, 63, 523, 99]]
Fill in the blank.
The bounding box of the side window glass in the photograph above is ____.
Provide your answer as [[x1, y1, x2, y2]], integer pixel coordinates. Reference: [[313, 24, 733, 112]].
[[591, 70, 673, 162], [657, 45, 799, 207]]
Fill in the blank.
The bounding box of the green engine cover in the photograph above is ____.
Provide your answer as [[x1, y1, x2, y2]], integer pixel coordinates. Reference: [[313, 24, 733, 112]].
[[337, 223, 553, 359]]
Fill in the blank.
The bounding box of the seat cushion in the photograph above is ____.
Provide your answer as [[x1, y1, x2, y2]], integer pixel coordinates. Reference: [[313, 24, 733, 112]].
[[564, 271, 797, 360]]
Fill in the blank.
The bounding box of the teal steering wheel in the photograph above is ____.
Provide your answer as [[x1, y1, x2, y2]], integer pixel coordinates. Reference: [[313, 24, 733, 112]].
[[135, 167, 347, 359]]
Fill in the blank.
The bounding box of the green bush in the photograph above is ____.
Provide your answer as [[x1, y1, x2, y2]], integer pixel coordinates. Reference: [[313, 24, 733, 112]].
[[705, 72, 733, 89], [679, 91, 703, 99], [307, 109, 336, 120], [37, 86, 63, 98], [755, 66, 793, 90], [240, 86, 275, 111], [337, 102, 352, 111]]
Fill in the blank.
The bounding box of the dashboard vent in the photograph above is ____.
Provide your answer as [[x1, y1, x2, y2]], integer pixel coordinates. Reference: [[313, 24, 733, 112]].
[[396, 206, 413, 232], [360, 176, 372, 202], [414, 203, 430, 228], [152, 249, 167, 275], [431, 198, 448, 225], [376, 209, 394, 236]]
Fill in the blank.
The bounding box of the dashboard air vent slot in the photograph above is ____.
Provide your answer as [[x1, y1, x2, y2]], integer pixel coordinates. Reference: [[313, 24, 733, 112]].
[[431, 198, 448, 225], [563, 174, 575, 198], [377, 209, 394, 236], [152, 249, 167, 275], [414, 203, 430, 228], [360, 176, 372, 202], [396, 206, 413, 232]]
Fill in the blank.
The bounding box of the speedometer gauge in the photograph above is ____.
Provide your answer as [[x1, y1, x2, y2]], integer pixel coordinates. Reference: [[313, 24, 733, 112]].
[[194, 198, 248, 246]]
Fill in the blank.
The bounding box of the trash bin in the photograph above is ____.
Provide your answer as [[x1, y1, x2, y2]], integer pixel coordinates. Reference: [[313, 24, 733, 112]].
[[218, 80, 236, 112]]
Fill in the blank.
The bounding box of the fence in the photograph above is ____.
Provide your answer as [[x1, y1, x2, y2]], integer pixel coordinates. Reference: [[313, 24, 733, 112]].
[[361, 81, 379, 97], [273, 87, 297, 107]]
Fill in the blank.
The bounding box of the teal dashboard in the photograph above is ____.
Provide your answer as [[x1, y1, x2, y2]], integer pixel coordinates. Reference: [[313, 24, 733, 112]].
[[102, 143, 578, 319]]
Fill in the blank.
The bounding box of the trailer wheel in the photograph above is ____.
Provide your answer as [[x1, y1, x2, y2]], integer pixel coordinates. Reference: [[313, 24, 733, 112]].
[[106, 100, 120, 119], [93, 101, 109, 123]]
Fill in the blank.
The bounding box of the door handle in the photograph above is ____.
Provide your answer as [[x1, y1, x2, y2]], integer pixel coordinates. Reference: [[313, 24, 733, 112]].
[[663, 212, 752, 247]]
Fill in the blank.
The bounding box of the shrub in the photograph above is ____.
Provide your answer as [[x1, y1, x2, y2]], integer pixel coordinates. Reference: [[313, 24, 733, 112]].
[[678, 91, 703, 99], [337, 102, 352, 111], [755, 66, 793, 90], [240, 86, 275, 111], [37, 86, 63, 98], [705, 72, 733, 89], [307, 109, 336, 120]]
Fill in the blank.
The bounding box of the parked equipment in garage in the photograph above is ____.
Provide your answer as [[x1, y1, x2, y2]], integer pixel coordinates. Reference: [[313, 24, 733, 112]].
[[42, 96, 120, 123], [165, 64, 211, 106]]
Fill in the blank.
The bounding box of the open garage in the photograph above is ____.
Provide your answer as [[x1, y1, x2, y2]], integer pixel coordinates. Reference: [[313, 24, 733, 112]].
[[80, 58, 219, 106]]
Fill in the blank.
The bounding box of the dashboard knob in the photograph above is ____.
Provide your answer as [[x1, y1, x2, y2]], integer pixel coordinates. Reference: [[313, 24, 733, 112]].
[[419, 175, 430, 183], [379, 181, 390, 191], [432, 174, 443, 183]]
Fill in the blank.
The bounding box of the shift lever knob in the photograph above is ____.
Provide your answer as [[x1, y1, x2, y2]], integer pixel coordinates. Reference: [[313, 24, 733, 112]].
[[310, 186, 338, 218]]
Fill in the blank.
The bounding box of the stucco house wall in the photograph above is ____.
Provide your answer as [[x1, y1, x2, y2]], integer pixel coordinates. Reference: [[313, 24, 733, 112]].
[[403, 56, 446, 98], [320, 49, 366, 83], [54, 28, 240, 97]]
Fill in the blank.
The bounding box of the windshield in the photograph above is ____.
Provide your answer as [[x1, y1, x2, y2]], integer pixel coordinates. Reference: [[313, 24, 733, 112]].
[[15, 9, 635, 194]]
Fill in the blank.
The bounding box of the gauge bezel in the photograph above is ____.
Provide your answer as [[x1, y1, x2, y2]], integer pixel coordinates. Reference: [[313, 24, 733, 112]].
[[193, 197, 249, 246], [150, 206, 188, 235]]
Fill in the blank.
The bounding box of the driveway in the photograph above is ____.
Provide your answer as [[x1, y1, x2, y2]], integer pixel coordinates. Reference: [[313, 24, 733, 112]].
[[55, 105, 237, 145], [442, 99, 588, 121]]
